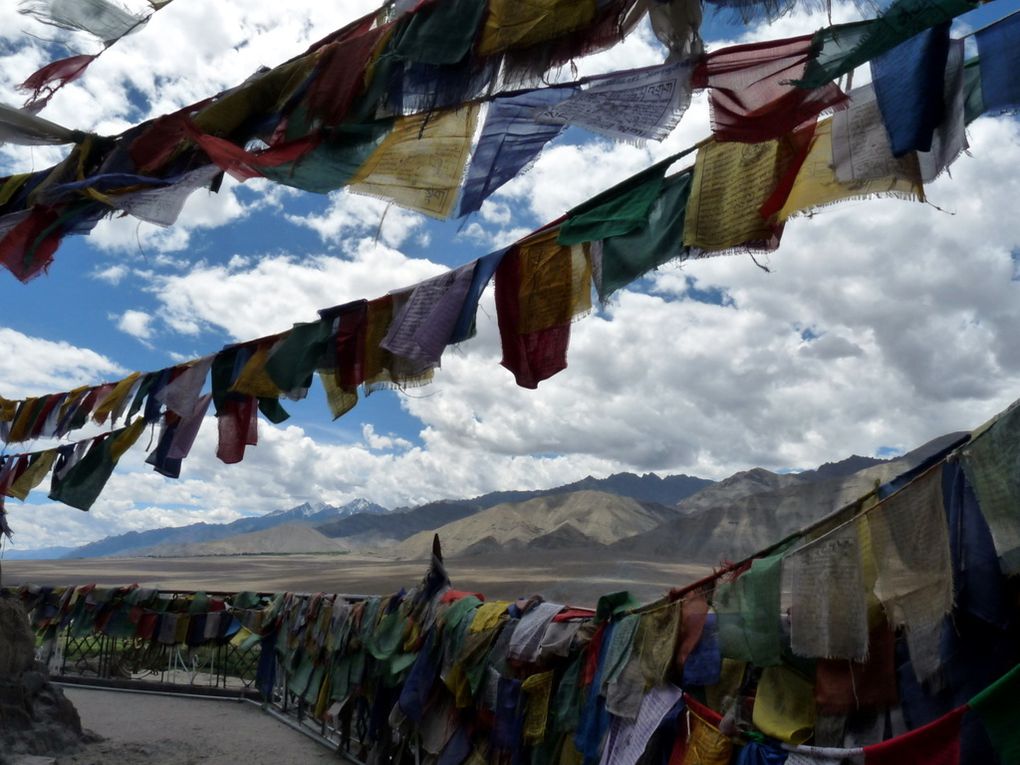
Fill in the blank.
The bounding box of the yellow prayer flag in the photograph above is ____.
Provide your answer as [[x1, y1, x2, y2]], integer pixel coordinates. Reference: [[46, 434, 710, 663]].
[[468, 601, 510, 633], [7, 450, 58, 501], [477, 0, 597, 56], [751, 664, 816, 745], [682, 711, 732, 765], [517, 228, 592, 334], [522, 670, 555, 743], [777, 119, 924, 222], [683, 139, 781, 252], [111, 417, 147, 462], [231, 344, 284, 399], [350, 105, 480, 219], [92, 372, 142, 425]]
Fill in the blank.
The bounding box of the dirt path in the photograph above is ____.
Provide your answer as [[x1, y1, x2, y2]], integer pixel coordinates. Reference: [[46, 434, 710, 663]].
[[55, 687, 343, 764]]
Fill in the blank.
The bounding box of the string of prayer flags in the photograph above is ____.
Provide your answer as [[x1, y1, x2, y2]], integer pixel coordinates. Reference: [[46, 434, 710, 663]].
[[698, 34, 847, 144], [796, 0, 977, 90], [598, 171, 692, 300], [870, 23, 951, 158], [350, 105, 480, 219], [975, 11, 1020, 115], [458, 88, 576, 218], [960, 403, 1020, 575], [533, 61, 694, 143]]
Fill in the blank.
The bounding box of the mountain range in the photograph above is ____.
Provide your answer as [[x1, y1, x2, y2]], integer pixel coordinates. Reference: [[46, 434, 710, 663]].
[[5, 437, 963, 564]]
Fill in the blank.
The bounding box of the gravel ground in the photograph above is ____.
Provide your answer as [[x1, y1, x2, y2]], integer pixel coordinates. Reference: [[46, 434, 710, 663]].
[[54, 687, 344, 765]]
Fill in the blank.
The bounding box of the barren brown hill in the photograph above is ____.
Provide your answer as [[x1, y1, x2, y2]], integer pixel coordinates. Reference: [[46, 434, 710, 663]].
[[614, 432, 967, 563], [390, 490, 674, 560], [138, 523, 351, 557]]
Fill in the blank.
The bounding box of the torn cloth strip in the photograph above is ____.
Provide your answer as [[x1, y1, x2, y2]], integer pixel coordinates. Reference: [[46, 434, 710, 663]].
[[381, 262, 477, 367], [350, 105, 480, 219], [862, 705, 966, 765], [784, 519, 870, 661], [870, 23, 951, 157], [533, 61, 694, 143], [975, 10, 1020, 114], [558, 153, 677, 246], [699, 34, 847, 143], [796, 0, 977, 89], [598, 170, 692, 301], [960, 402, 1020, 574], [19, 54, 91, 110], [458, 87, 575, 218]]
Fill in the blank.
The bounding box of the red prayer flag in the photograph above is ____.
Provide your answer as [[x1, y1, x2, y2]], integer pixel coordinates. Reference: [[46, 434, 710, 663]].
[[494, 247, 572, 389], [698, 34, 848, 143], [19, 54, 97, 110], [863, 705, 966, 765]]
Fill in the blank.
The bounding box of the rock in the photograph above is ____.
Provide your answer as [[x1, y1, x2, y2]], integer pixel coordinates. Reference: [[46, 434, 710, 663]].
[[0, 597, 35, 676], [0, 596, 90, 759]]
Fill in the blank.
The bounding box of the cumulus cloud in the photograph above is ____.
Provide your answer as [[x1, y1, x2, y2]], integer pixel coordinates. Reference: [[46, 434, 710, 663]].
[[3, 0, 1018, 554], [115, 309, 154, 341], [0, 329, 124, 399]]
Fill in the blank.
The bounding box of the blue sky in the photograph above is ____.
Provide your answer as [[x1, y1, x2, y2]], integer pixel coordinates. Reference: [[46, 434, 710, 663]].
[[2, 0, 1020, 550]]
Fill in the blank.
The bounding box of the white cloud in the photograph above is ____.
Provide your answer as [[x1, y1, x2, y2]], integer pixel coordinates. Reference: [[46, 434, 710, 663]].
[[115, 309, 154, 341], [0, 329, 124, 399], [287, 190, 427, 250], [148, 242, 448, 340]]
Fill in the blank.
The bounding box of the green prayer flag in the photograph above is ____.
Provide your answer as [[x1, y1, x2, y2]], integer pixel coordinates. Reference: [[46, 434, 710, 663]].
[[961, 404, 1020, 574], [969, 664, 1020, 764], [596, 591, 641, 623], [558, 158, 672, 246], [715, 553, 784, 667], [391, 0, 488, 66], [963, 57, 985, 125], [599, 172, 692, 300], [265, 318, 334, 392], [797, 0, 976, 89], [258, 397, 290, 424]]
